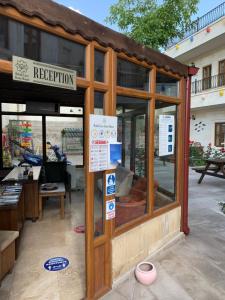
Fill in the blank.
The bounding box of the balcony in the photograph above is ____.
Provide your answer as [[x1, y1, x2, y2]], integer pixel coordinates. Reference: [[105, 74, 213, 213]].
[[192, 74, 225, 94], [167, 2, 225, 48]]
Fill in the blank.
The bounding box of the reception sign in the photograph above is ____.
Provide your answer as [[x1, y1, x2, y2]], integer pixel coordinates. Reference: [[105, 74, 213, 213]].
[[159, 115, 175, 156], [13, 56, 76, 90]]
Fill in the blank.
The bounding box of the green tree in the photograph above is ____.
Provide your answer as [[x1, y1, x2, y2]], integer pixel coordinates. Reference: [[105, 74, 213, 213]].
[[106, 0, 199, 50]]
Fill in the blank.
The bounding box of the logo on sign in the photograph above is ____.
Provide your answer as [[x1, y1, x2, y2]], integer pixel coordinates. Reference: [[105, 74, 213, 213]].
[[106, 199, 116, 220], [106, 173, 116, 196], [44, 257, 69, 272]]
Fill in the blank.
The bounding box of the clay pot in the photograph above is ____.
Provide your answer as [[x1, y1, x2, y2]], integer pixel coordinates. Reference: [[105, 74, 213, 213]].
[[135, 262, 157, 285]]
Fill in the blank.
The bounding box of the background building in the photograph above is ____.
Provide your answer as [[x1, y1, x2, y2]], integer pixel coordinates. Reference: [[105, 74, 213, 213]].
[[165, 2, 225, 148]]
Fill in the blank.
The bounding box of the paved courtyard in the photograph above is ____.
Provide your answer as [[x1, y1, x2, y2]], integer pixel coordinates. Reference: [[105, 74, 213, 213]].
[[102, 169, 225, 300]]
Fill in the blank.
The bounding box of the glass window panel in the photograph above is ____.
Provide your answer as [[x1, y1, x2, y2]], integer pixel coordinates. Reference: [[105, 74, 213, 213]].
[[154, 101, 177, 210], [115, 96, 149, 228], [94, 92, 104, 115], [94, 172, 104, 237], [0, 15, 86, 77], [1, 103, 26, 112], [156, 73, 179, 97], [117, 58, 149, 91], [94, 50, 105, 82], [0, 15, 8, 49], [46, 116, 83, 166], [93, 93, 105, 237], [2, 115, 42, 168], [24, 26, 40, 60]]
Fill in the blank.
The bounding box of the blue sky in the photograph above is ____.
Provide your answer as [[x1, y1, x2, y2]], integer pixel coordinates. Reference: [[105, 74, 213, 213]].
[[55, 0, 225, 31]]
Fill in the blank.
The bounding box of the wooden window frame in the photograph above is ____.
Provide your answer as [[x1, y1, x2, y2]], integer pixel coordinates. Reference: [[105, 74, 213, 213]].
[[215, 122, 225, 147], [0, 11, 87, 78], [0, 6, 186, 298], [218, 59, 225, 87], [117, 55, 151, 92], [155, 71, 180, 99]]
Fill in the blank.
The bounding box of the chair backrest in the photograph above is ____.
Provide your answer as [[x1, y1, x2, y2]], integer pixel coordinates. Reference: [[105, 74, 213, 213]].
[[44, 162, 66, 183]]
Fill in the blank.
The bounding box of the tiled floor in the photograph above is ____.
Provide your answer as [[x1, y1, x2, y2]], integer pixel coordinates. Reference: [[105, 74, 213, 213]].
[[102, 169, 225, 300], [0, 191, 85, 300]]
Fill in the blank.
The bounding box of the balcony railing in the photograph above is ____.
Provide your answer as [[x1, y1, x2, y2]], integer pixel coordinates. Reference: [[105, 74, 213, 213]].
[[167, 2, 225, 48], [191, 73, 225, 94]]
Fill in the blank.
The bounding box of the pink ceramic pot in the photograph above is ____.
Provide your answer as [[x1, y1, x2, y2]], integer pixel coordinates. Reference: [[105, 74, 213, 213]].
[[135, 262, 157, 285]]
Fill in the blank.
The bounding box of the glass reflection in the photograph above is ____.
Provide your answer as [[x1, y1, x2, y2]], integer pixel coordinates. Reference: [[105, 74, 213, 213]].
[[154, 101, 177, 210]]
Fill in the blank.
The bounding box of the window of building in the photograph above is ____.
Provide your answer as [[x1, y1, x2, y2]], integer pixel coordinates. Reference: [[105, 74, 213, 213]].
[[24, 26, 40, 60], [0, 15, 86, 77], [1, 103, 26, 113], [94, 92, 104, 115], [218, 60, 225, 87], [156, 73, 179, 97], [93, 92, 105, 237], [94, 50, 105, 82], [202, 65, 211, 90], [215, 123, 225, 147], [46, 116, 83, 165], [0, 15, 8, 49], [117, 58, 149, 91], [154, 101, 177, 210], [115, 96, 149, 227], [2, 115, 43, 168]]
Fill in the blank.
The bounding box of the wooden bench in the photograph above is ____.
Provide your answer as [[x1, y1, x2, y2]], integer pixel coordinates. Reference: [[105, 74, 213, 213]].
[[192, 159, 225, 183], [0, 230, 19, 286], [192, 166, 218, 172]]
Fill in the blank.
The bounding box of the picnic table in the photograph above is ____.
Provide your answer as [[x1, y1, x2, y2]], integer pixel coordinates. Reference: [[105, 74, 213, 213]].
[[193, 158, 225, 184]]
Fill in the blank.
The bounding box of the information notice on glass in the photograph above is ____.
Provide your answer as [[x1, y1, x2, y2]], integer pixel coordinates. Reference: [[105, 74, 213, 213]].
[[159, 115, 175, 156], [89, 115, 117, 172]]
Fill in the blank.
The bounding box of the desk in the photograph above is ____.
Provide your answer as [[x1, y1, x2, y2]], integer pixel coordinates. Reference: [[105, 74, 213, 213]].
[[39, 183, 65, 219], [194, 158, 225, 184], [2, 167, 41, 221]]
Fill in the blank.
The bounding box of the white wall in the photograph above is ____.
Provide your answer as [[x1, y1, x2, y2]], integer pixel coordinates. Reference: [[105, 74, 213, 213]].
[[165, 17, 225, 59], [191, 47, 225, 80], [191, 89, 225, 109], [190, 107, 225, 148]]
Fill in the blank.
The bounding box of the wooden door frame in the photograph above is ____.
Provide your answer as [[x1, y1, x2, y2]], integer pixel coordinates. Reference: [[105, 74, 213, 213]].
[[85, 43, 115, 299]]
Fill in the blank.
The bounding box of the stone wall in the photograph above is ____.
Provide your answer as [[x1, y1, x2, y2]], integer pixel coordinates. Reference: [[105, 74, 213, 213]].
[[112, 206, 181, 280]]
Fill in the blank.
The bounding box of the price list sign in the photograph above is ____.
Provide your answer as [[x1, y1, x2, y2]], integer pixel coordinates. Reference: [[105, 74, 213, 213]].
[[89, 115, 117, 172]]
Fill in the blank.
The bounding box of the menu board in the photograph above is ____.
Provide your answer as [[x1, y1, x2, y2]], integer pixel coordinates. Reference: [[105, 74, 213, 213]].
[[159, 115, 175, 156], [89, 115, 117, 172]]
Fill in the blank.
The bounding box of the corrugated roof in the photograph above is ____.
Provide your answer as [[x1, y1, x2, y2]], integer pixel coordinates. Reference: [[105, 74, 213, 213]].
[[0, 0, 188, 77]]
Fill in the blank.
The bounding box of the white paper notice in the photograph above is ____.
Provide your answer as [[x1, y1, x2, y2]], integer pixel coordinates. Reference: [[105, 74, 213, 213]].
[[159, 115, 175, 156], [89, 115, 117, 172]]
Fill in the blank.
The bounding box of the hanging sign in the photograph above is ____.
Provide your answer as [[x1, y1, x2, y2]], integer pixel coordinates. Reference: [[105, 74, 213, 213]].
[[106, 199, 116, 220], [44, 257, 69, 272], [106, 173, 116, 196], [13, 56, 76, 90], [89, 115, 118, 172], [159, 115, 175, 156]]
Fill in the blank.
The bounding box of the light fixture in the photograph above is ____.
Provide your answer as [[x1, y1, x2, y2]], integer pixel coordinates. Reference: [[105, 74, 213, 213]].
[[219, 89, 224, 96], [175, 44, 180, 50], [206, 26, 211, 33]]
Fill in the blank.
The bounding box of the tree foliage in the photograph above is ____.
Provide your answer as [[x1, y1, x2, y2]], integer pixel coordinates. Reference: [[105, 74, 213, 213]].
[[106, 0, 199, 50]]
